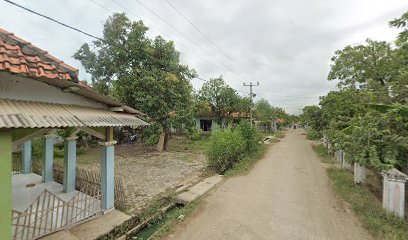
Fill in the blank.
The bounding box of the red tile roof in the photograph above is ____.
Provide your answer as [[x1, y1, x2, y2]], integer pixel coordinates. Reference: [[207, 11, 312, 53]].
[[0, 28, 78, 82]]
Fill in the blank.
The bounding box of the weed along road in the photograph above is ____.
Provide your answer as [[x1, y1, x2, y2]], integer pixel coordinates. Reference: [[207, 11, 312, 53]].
[[168, 130, 373, 240]]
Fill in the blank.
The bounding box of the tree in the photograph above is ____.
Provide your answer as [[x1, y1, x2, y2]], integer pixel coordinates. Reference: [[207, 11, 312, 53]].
[[390, 10, 408, 45], [198, 77, 240, 126], [328, 39, 399, 96], [302, 105, 323, 130], [254, 99, 272, 122], [74, 13, 197, 151]]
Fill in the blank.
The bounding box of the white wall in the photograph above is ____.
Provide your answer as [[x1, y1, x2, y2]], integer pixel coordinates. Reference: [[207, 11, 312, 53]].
[[0, 72, 106, 109]]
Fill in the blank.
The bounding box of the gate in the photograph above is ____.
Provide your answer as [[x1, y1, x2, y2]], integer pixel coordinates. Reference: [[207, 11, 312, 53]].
[[12, 184, 102, 240]]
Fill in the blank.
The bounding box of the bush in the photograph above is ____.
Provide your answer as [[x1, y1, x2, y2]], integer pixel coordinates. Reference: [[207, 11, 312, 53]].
[[145, 134, 160, 146], [141, 122, 162, 146], [187, 130, 201, 141], [306, 128, 322, 140], [207, 129, 246, 173], [237, 121, 260, 153]]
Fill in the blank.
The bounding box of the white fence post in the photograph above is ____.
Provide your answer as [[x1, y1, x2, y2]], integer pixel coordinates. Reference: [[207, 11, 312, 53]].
[[354, 163, 366, 184], [342, 151, 351, 170], [381, 169, 408, 218]]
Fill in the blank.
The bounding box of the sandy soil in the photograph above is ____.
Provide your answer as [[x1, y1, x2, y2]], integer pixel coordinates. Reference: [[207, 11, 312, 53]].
[[167, 130, 373, 240]]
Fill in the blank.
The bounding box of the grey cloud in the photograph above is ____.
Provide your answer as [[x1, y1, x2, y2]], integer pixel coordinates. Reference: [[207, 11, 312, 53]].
[[0, 0, 407, 114]]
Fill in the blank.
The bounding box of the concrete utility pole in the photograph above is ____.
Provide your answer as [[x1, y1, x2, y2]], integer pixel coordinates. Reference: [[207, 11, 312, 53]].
[[243, 81, 259, 126]]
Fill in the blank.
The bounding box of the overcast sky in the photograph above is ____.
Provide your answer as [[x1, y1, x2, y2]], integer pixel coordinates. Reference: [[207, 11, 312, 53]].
[[1, 0, 407, 114]]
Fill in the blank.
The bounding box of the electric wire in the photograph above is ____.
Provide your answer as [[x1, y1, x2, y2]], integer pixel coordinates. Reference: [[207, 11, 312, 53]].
[[162, 0, 249, 73], [132, 0, 241, 74]]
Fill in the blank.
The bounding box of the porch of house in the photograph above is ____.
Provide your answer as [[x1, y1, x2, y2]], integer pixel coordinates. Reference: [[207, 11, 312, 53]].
[[13, 173, 82, 213], [9, 134, 111, 240], [12, 173, 129, 240]]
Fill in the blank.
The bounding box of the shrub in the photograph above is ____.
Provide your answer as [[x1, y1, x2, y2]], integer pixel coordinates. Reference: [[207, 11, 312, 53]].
[[145, 134, 160, 146], [306, 128, 322, 140], [207, 129, 246, 173], [187, 130, 201, 141], [237, 121, 260, 153]]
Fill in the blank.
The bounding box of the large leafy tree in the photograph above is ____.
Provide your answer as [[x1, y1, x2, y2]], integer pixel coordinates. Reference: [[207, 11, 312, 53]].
[[198, 77, 240, 125], [302, 105, 323, 131], [314, 10, 408, 171], [254, 98, 273, 123], [74, 13, 197, 151], [328, 39, 398, 93]]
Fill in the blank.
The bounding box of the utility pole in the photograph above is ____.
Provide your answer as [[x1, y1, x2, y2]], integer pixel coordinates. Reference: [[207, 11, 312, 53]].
[[243, 81, 259, 126]]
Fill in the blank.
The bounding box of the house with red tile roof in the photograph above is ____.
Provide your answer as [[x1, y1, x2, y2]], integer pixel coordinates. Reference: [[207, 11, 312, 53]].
[[0, 28, 148, 240]]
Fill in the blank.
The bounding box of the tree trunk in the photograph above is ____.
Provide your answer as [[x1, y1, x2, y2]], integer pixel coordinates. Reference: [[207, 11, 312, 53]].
[[156, 127, 170, 152]]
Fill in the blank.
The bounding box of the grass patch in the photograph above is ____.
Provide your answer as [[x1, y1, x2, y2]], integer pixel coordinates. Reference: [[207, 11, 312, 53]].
[[312, 144, 335, 163], [137, 199, 201, 240], [167, 135, 210, 153], [327, 167, 408, 240], [224, 144, 268, 177]]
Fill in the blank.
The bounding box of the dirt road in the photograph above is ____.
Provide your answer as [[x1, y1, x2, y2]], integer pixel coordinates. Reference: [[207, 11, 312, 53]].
[[168, 130, 373, 240]]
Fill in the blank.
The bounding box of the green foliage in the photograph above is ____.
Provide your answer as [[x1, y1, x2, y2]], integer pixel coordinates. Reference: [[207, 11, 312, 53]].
[[237, 120, 260, 153], [327, 167, 408, 240], [254, 98, 273, 122], [74, 13, 197, 149], [390, 10, 408, 45], [312, 144, 335, 163], [145, 134, 160, 146], [141, 123, 162, 146], [301, 105, 324, 131], [304, 11, 408, 172], [198, 76, 240, 125], [207, 128, 246, 173], [224, 145, 267, 176], [187, 130, 201, 141], [207, 121, 263, 174], [306, 128, 322, 140]]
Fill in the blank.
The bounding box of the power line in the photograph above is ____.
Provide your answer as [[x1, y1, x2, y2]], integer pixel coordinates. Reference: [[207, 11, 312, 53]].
[[162, 0, 248, 73], [102, 0, 223, 74], [3, 0, 102, 41], [132, 0, 241, 75], [4, 0, 221, 77]]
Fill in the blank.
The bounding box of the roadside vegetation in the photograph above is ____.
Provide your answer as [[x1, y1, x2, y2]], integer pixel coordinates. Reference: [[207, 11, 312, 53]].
[[312, 144, 335, 164], [327, 168, 408, 239], [303, 10, 408, 239], [207, 121, 261, 174]]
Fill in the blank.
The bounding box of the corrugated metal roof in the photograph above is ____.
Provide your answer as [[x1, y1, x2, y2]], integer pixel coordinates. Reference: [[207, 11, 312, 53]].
[[0, 99, 148, 128]]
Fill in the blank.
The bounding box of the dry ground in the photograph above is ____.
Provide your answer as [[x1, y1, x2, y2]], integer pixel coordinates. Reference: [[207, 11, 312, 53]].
[[69, 136, 208, 213], [167, 130, 373, 240]]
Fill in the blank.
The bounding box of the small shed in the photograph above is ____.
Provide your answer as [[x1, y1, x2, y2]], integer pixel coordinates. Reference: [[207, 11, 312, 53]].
[[0, 28, 148, 239]]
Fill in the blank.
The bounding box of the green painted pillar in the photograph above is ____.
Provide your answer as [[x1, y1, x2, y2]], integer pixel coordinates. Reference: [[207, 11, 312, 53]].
[[0, 130, 12, 240], [42, 135, 55, 183], [22, 140, 32, 174], [63, 136, 77, 193]]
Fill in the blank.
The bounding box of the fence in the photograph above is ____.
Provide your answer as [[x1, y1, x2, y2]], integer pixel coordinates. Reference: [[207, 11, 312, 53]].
[[12, 184, 102, 240], [53, 166, 127, 211], [11, 158, 127, 211]]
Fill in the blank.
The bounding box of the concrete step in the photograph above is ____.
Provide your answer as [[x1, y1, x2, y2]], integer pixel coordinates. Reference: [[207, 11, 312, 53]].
[[176, 175, 223, 204]]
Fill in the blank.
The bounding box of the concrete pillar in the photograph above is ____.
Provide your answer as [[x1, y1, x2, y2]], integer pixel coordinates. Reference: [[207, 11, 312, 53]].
[[22, 140, 32, 174], [42, 135, 55, 183], [381, 169, 408, 218], [342, 151, 351, 170], [63, 136, 77, 193], [100, 141, 116, 210], [0, 130, 12, 240], [354, 163, 366, 184]]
